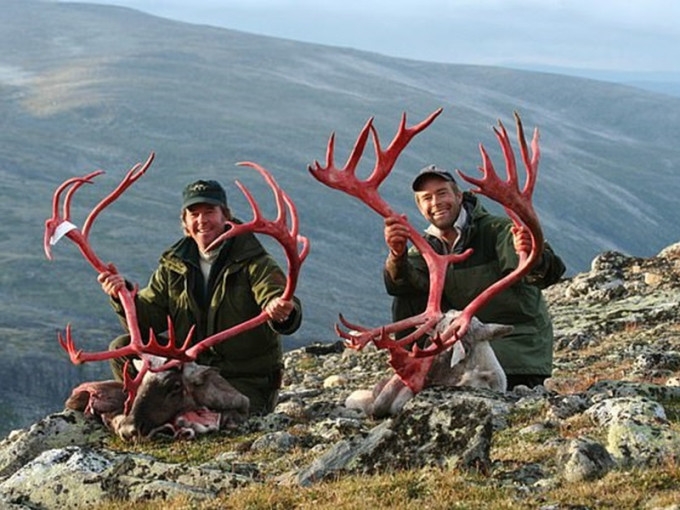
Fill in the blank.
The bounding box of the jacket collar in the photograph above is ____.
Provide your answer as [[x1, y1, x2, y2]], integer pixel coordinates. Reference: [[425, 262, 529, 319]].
[[161, 217, 266, 273]]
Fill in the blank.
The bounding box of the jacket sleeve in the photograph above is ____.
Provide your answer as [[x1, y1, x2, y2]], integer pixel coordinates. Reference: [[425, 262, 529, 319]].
[[383, 248, 431, 297], [524, 241, 566, 288], [247, 253, 302, 335]]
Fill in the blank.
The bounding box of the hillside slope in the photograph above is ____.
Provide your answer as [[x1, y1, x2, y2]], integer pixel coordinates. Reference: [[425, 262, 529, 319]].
[[1, 0, 679, 434]]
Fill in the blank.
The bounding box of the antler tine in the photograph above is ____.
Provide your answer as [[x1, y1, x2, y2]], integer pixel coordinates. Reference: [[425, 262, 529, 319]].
[[493, 119, 519, 188], [237, 161, 293, 237], [57, 289, 199, 367], [59, 172, 104, 222], [122, 358, 148, 415], [206, 162, 280, 248], [335, 326, 368, 350], [165, 316, 195, 354], [342, 118, 374, 184], [44, 172, 103, 260], [309, 109, 443, 219], [282, 191, 302, 242], [282, 190, 311, 291], [58, 322, 137, 365], [377, 108, 443, 182], [50, 176, 78, 222], [57, 324, 81, 363], [236, 177, 266, 223], [461, 116, 541, 215], [310, 117, 392, 217], [513, 112, 540, 197], [310, 117, 375, 192], [204, 163, 309, 298], [410, 332, 459, 358], [335, 313, 374, 350], [282, 190, 311, 274], [337, 313, 370, 332], [82, 152, 155, 239]]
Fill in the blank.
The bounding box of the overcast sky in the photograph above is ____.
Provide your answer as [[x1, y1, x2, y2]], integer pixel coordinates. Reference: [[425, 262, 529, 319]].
[[61, 0, 679, 75]]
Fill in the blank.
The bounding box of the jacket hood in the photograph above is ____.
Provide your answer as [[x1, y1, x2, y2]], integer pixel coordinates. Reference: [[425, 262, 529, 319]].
[[462, 192, 490, 221]]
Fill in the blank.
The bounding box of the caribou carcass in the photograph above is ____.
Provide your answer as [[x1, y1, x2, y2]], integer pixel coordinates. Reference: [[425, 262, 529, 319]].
[[345, 311, 512, 418], [66, 357, 249, 440], [309, 109, 543, 417], [45, 154, 308, 440]]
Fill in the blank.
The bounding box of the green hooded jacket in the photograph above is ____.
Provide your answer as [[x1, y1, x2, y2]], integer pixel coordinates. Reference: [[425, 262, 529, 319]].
[[111, 223, 302, 382], [384, 193, 565, 376]]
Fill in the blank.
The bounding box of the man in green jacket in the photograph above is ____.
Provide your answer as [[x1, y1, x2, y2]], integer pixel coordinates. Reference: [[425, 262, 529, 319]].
[[98, 179, 302, 414], [384, 165, 565, 389]]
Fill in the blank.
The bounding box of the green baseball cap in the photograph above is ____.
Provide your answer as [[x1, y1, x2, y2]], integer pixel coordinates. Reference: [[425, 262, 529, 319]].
[[182, 180, 227, 209]]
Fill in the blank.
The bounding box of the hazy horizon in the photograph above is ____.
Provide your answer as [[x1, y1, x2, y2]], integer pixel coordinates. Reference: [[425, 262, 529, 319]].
[[56, 0, 680, 78]]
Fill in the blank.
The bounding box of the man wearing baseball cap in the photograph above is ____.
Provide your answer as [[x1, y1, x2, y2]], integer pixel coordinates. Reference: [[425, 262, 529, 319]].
[[99, 178, 302, 415], [383, 164, 565, 390]]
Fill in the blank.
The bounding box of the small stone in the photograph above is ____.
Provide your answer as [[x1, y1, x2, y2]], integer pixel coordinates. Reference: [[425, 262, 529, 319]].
[[665, 377, 680, 387], [644, 272, 664, 287], [323, 375, 348, 388]]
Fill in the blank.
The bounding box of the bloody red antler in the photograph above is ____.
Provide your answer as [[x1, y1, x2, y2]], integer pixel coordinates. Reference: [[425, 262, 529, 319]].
[[309, 110, 472, 349], [46, 156, 307, 412], [440, 112, 544, 345], [45, 154, 183, 366], [44, 153, 155, 271]]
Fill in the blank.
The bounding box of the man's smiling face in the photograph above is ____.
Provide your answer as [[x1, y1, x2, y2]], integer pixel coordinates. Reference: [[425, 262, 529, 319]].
[[414, 176, 463, 230], [182, 203, 228, 252]]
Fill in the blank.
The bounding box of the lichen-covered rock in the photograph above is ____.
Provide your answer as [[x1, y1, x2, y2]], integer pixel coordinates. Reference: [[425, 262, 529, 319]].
[[363, 388, 496, 473], [362, 389, 499, 473], [285, 420, 394, 486], [586, 396, 680, 466], [250, 431, 298, 453], [558, 437, 615, 482], [0, 410, 108, 479], [282, 387, 506, 486], [0, 445, 253, 509], [658, 242, 680, 260], [546, 394, 590, 421], [586, 380, 680, 402], [0, 447, 115, 509]]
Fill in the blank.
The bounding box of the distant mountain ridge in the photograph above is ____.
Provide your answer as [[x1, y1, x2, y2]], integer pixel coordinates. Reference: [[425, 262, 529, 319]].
[[2, 0, 679, 364], [501, 64, 680, 98]]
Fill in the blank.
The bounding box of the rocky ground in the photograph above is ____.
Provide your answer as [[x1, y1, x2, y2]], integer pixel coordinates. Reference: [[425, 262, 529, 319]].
[[0, 243, 679, 509]]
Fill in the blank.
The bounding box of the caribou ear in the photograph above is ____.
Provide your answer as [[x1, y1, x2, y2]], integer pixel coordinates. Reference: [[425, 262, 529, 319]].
[[132, 355, 168, 372], [484, 323, 514, 339]]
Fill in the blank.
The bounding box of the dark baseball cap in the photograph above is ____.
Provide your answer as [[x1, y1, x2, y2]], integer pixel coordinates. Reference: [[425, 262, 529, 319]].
[[182, 180, 227, 209], [411, 165, 457, 191]]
